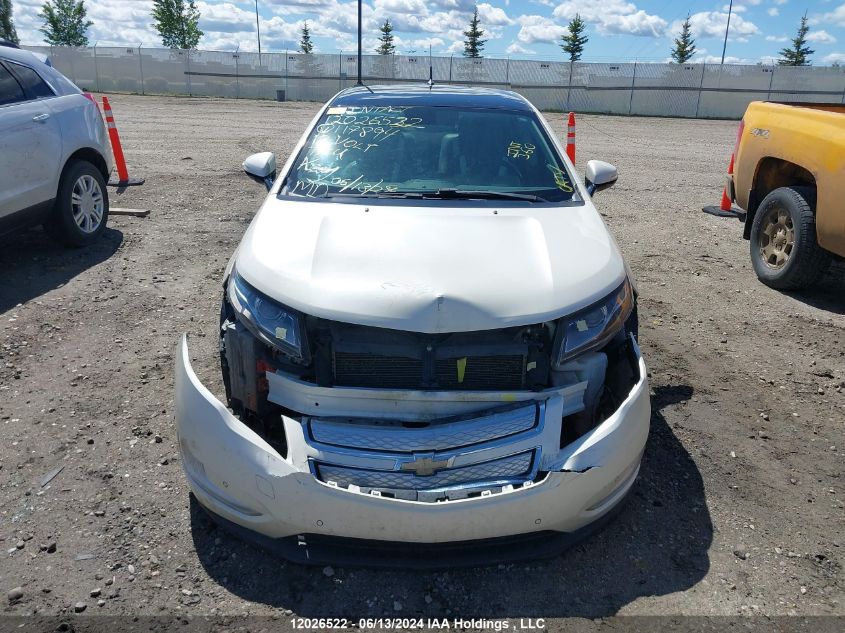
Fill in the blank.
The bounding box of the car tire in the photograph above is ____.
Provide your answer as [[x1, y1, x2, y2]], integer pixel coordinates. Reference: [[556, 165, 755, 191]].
[[44, 159, 109, 247], [749, 186, 830, 290]]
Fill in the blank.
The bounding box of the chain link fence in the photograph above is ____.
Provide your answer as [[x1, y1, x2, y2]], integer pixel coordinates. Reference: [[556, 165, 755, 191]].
[[24, 45, 845, 119]]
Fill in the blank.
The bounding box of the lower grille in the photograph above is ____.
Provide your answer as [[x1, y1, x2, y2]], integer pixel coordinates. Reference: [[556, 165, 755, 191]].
[[435, 354, 525, 390], [315, 451, 535, 492], [333, 352, 423, 389], [333, 351, 526, 390]]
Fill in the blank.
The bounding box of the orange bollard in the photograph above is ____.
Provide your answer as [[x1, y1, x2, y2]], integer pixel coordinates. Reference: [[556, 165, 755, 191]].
[[101, 96, 145, 187], [566, 112, 576, 163]]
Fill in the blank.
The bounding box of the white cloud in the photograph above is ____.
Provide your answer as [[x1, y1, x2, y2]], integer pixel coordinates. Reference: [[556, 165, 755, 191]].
[[695, 54, 754, 64], [515, 15, 567, 45], [822, 52, 845, 64], [765, 35, 788, 42], [673, 11, 760, 43], [373, 0, 430, 15], [552, 0, 667, 38], [386, 35, 446, 53], [427, 0, 477, 11], [505, 41, 534, 55], [601, 11, 667, 37], [811, 4, 845, 28], [477, 3, 514, 26], [807, 30, 837, 45], [197, 2, 260, 34]]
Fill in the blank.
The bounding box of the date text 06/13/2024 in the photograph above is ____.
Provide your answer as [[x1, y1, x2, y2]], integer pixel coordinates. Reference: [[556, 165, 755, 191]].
[[291, 618, 547, 630]]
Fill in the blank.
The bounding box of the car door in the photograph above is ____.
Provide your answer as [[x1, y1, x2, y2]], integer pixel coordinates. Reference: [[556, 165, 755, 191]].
[[0, 59, 62, 220]]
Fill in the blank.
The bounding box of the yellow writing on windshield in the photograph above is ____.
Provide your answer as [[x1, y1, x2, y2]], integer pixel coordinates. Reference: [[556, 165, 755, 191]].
[[547, 164, 574, 193], [506, 141, 535, 159]]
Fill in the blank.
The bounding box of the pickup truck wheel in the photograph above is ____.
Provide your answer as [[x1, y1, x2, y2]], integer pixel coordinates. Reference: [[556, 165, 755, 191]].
[[749, 186, 830, 290], [44, 160, 110, 247]]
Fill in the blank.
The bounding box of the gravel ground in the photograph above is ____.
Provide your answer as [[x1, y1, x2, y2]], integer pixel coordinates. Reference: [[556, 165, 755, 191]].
[[1, 94, 843, 621]]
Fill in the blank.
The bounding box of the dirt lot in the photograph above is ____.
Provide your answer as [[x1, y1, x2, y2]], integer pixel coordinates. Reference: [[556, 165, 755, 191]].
[[1, 94, 843, 622]]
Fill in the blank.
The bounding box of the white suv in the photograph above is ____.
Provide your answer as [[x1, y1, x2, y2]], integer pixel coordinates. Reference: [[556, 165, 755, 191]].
[[0, 46, 113, 245]]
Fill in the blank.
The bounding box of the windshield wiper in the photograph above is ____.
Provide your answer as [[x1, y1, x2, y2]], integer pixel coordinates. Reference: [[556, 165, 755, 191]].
[[427, 189, 549, 203], [322, 192, 424, 199], [320, 190, 548, 202]]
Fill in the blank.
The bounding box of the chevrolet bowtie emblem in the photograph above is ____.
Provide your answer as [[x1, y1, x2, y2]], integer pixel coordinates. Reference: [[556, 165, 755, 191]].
[[400, 455, 451, 476]]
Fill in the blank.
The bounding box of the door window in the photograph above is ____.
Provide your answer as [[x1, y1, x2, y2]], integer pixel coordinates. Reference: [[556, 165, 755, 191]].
[[8, 61, 55, 98], [0, 64, 25, 106]]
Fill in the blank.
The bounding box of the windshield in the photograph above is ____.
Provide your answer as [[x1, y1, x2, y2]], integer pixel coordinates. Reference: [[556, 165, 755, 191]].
[[280, 104, 580, 203]]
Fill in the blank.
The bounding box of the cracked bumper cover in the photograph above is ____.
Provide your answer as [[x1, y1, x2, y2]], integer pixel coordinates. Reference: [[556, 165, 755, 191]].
[[175, 335, 650, 546]]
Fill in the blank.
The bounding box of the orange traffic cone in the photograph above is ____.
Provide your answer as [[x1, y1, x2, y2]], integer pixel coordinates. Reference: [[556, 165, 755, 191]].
[[102, 96, 145, 188], [703, 150, 740, 217], [721, 153, 735, 210], [720, 186, 732, 212], [566, 112, 576, 163]]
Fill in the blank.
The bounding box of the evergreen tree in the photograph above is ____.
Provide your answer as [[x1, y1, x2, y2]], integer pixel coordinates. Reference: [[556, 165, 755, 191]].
[[778, 13, 814, 66], [1, 0, 19, 43], [463, 6, 485, 58], [38, 0, 92, 46], [671, 14, 696, 63], [300, 20, 313, 54], [376, 19, 395, 55], [151, 0, 203, 49], [560, 13, 588, 62]]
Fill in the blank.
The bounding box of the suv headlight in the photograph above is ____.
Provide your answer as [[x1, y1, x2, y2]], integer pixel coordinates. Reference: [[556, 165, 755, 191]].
[[554, 279, 633, 366], [227, 270, 304, 360]]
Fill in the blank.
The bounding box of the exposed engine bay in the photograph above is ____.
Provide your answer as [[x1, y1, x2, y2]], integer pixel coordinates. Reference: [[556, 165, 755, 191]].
[[219, 285, 641, 480]]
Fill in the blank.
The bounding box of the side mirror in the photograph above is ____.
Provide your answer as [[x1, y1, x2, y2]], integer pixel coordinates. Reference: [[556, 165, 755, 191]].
[[585, 160, 618, 196], [243, 152, 277, 191]]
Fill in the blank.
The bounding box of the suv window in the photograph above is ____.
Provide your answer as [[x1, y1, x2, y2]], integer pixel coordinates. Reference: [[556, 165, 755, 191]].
[[8, 61, 54, 98], [0, 63, 25, 106]]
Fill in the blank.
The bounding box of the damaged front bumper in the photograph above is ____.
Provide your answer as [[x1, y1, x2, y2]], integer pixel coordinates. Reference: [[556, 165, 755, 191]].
[[175, 333, 651, 561]]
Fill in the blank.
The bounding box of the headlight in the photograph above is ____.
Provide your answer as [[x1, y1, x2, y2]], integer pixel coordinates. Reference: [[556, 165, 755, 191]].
[[227, 270, 304, 360], [554, 279, 633, 366]]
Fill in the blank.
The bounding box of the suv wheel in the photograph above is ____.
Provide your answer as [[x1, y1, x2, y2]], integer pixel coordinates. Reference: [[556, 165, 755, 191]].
[[749, 186, 830, 290], [45, 160, 109, 247]]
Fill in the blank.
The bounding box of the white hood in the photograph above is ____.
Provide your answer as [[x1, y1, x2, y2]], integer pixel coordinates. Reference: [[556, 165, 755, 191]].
[[234, 199, 626, 333]]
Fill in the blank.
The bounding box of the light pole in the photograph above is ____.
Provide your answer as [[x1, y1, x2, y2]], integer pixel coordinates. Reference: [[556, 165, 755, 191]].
[[720, 0, 733, 65], [255, 0, 262, 64], [356, 0, 362, 85]]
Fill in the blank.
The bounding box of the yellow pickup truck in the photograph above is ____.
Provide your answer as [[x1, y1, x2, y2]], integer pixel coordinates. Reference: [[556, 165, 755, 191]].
[[728, 102, 845, 289]]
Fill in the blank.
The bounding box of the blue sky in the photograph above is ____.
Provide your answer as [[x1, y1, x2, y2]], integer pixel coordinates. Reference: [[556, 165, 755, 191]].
[[11, 0, 845, 64]]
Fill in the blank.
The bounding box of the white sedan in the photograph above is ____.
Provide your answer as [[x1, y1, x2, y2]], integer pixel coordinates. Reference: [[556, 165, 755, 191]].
[[0, 46, 112, 245], [176, 85, 650, 566]]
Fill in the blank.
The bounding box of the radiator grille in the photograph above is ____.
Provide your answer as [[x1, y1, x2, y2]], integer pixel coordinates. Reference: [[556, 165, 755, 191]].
[[435, 355, 525, 390], [333, 352, 423, 389], [333, 352, 526, 390]]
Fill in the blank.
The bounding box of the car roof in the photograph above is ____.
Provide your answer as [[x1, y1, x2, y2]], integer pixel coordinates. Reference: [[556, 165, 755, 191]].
[[0, 45, 46, 65], [0, 46, 76, 93], [330, 84, 534, 112]]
